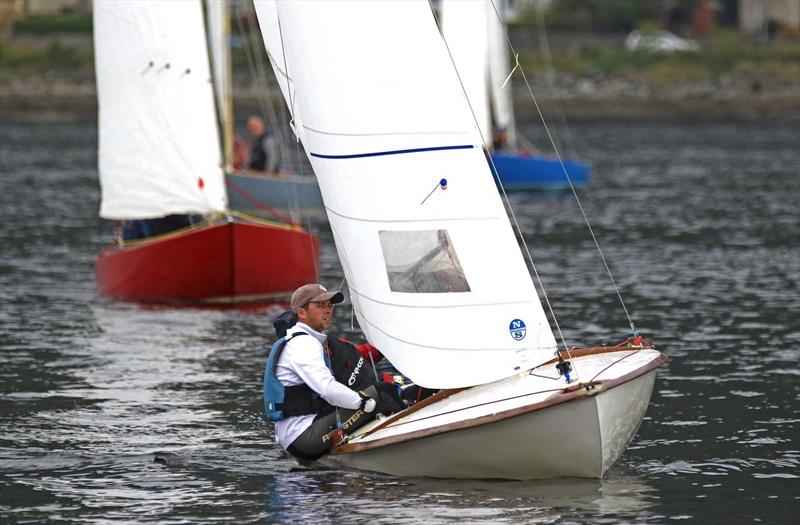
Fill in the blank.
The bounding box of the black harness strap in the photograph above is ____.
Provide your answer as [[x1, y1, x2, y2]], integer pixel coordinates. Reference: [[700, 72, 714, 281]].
[[273, 332, 334, 418]]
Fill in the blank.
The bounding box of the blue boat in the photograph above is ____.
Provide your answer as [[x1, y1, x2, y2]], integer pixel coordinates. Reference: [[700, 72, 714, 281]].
[[490, 153, 591, 191]]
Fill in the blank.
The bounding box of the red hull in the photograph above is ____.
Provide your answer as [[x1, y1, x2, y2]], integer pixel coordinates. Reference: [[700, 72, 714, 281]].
[[96, 219, 319, 304]]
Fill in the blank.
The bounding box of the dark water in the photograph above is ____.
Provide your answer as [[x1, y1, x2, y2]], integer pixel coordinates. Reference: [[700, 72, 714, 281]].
[[1, 119, 798, 524]]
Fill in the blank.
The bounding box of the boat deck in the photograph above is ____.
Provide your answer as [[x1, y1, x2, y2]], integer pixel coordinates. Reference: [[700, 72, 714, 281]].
[[346, 347, 663, 446]]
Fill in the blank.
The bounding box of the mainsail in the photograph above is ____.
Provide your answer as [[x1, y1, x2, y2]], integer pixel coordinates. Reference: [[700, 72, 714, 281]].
[[254, 0, 556, 388], [94, 0, 226, 219], [440, 0, 517, 147]]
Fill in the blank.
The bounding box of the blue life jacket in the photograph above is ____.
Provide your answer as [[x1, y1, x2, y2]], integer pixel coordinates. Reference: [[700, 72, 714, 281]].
[[265, 332, 324, 422], [263, 330, 381, 422]]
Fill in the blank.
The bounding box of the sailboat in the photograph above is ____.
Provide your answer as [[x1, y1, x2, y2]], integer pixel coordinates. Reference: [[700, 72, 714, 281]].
[[255, 0, 664, 479], [440, 0, 590, 191], [93, 1, 319, 304]]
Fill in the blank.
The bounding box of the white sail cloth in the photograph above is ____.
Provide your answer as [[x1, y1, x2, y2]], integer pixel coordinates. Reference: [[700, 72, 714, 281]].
[[255, 0, 556, 388], [440, 0, 517, 147], [94, 0, 226, 219]]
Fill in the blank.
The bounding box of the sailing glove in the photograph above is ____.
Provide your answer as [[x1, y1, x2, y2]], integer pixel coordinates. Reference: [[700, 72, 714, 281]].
[[374, 381, 406, 414], [358, 390, 377, 413]]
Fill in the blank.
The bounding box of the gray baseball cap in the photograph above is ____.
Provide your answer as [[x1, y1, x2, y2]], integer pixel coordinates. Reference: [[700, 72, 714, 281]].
[[290, 283, 344, 310]]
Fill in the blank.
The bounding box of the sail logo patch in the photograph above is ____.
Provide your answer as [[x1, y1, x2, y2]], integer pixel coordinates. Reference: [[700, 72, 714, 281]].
[[509, 319, 526, 341]]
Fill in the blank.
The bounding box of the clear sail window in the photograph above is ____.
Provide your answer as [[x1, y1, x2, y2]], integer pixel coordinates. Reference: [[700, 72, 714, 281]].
[[379, 230, 470, 293]]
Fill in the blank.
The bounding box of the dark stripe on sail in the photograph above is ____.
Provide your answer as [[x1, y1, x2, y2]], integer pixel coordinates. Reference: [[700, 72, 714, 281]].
[[309, 144, 474, 159]]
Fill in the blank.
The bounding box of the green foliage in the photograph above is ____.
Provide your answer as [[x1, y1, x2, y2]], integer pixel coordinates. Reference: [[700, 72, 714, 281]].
[[0, 41, 93, 78], [732, 60, 800, 82], [517, 27, 798, 87], [14, 13, 92, 34], [646, 63, 710, 83], [539, 0, 656, 33]]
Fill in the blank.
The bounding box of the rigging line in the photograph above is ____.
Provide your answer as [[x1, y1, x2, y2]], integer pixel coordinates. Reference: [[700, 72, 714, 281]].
[[241, 5, 278, 131], [238, 6, 291, 167], [589, 349, 639, 383], [489, 0, 636, 335], [275, 7, 317, 262], [270, 8, 303, 224], [260, 46, 295, 158], [224, 178, 296, 225], [533, 4, 577, 158], [244, 6, 294, 166], [232, 7, 271, 132], [335, 275, 356, 331], [429, 0, 573, 359]]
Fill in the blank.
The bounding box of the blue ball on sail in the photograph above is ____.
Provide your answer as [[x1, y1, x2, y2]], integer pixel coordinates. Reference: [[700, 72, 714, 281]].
[[440, 178, 448, 190]]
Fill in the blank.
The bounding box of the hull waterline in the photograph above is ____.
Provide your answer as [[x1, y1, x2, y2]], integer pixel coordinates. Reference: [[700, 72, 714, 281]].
[[96, 218, 319, 304]]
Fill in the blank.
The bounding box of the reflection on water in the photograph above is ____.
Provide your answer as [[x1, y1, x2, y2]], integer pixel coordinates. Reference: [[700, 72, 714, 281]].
[[266, 469, 654, 524], [1, 120, 798, 523]]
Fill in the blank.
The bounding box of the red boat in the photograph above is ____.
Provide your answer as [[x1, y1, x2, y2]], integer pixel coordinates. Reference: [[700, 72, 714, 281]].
[[93, 3, 321, 305], [96, 216, 319, 304]]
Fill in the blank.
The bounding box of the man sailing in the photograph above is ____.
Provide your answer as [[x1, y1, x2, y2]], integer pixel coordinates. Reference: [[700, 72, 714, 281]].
[[268, 284, 402, 461]]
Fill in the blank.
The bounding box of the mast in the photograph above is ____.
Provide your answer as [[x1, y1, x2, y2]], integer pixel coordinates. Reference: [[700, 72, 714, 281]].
[[207, 0, 234, 172], [221, 1, 234, 172]]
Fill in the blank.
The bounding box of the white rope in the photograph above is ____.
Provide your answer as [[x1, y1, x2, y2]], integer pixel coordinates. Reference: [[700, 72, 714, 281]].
[[532, 5, 578, 158]]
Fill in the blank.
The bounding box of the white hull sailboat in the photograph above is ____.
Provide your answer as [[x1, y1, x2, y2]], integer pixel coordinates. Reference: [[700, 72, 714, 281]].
[[322, 346, 664, 479], [255, 0, 664, 480]]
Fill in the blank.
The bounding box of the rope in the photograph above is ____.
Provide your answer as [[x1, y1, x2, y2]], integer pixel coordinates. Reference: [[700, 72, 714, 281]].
[[232, 8, 272, 131], [322, 340, 345, 443], [532, 5, 578, 158], [589, 349, 640, 383], [233, 4, 290, 164], [486, 0, 637, 337], [224, 177, 296, 226], [226, 209, 305, 232]]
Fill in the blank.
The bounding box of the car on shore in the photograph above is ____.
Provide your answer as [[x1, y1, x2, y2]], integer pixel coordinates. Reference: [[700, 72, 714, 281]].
[[625, 30, 701, 53]]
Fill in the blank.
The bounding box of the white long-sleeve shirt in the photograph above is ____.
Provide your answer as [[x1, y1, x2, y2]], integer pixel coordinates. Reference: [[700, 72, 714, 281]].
[[273, 322, 363, 449]]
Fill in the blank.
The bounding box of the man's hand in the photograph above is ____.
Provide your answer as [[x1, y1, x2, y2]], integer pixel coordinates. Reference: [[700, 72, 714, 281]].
[[358, 390, 377, 413]]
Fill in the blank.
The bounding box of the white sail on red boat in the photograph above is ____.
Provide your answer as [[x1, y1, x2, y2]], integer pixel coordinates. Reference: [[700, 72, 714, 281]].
[[256, 0, 665, 479], [93, 0, 318, 304]]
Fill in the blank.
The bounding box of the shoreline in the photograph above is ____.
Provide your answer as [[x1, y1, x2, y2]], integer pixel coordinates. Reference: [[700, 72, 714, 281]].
[[1, 81, 798, 123]]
